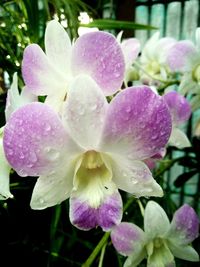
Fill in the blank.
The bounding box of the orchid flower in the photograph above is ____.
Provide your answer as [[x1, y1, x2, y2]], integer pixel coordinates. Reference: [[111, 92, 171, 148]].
[[165, 29, 200, 110], [22, 20, 125, 112], [117, 31, 141, 86], [111, 201, 199, 267], [139, 32, 176, 84], [0, 73, 36, 200], [163, 91, 191, 149], [3, 76, 172, 231]]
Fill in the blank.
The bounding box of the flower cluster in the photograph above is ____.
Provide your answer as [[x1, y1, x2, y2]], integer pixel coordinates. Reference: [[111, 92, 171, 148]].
[[0, 20, 199, 266]]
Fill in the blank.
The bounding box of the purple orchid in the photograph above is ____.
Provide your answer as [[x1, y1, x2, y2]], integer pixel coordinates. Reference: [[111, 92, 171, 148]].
[[22, 20, 125, 112], [111, 201, 199, 267], [3, 78, 172, 231]]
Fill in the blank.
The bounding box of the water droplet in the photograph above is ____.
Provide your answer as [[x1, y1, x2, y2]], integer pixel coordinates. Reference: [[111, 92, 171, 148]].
[[39, 198, 44, 204], [114, 72, 120, 78], [46, 148, 60, 161], [19, 152, 25, 159], [90, 104, 97, 111], [7, 149, 13, 156], [30, 151, 37, 163], [44, 123, 51, 132]]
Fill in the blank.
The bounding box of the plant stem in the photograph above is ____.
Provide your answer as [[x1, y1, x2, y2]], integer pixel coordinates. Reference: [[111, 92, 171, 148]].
[[137, 199, 145, 217], [82, 232, 110, 267], [98, 243, 107, 267]]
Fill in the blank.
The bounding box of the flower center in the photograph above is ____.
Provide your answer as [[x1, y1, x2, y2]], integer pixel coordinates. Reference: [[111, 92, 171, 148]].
[[192, 64, 200, 83], [73, 151, 113, 208]]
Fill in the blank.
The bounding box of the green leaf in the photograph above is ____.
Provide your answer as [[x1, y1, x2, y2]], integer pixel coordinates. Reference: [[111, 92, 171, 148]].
[[80, 19, 157, 30]]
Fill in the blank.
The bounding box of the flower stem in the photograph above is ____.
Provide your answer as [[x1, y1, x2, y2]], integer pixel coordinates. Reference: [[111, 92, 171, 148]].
[[98, 243, 107, 267], [137, 199, 145, 217], [82, 232, 110, 267]]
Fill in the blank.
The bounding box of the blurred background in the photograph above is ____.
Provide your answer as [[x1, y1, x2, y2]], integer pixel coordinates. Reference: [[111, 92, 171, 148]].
[[0, 0, 200, 266]]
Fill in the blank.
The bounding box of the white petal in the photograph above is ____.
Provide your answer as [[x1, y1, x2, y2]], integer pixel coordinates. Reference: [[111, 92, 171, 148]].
[[45, 20, 72, 74], [169, 127, 191, 149], [63, 74, 108, 149], [167, 240, 199, 262], [0, 134, 13, 199], [144, 201, 170, 240]]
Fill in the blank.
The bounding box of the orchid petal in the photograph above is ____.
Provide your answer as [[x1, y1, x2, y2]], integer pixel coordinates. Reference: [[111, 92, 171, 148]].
[[22, 44, 67, 96], [167, 241, 199, 262], [63, 74, 108, 149], [70, 190, 122, 231], [166, 41, 197, 72], [109, 156, 163, 197], [30, 162, 75, 209], [0, 135, 13, 199], [147, 241, 175, 267], [100, 86, 172, 160], [144, 201, 170, 240], [5, 74, 37, 121], [124, 250, 146, 267], [195, 27, 200, 50], [111, 222, 145, 256], [121, 38, 140, 68], [45, 20, 72, 74], [3, 103, 80, 177], [169, 128, 191, 148], [167, 204, 199, 245], [71, 31, 125, 96], [163, 91, 191, 126]]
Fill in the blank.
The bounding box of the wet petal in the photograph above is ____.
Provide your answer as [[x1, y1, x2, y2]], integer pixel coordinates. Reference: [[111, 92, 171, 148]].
[[109, 156, 163, 197], [45, 20, 72, 74], [71, 31, 125, 95], [0, 135, 13, 199], [169, 128, 191, 149], [63, 74, 108, 149], [22, 44, 67, 95], [144, 201, 170, 240], [3, 102, 80, 177], [121, 38, 140, 68], [167, 241, 199, 262], [167, 204, 199, 245], [166, 41, 197, 72], [100, 86, 172, 160], [30, 162, 75, 209], [163, 91, 191, 126], [70, 191, 122, 231], [111, 222, 145, 256]]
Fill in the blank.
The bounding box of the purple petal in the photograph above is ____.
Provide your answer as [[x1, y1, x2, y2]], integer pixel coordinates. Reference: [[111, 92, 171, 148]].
[[163, 91, 191, 126], [168, 204, 199, 245], [70, 192, 122, 231], [121, 38, 140, 68], [111, 222, 145, 256], [22, 44, 66, 95], [71, 31, 125, 96], [100, 86, 172, 160], [166, 41, 197, 72], [3, 103, 78, 177]]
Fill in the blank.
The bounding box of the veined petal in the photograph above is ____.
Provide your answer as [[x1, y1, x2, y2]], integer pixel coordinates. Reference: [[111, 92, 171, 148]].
[[30, 161, 75, 209], [111, 222, 145, 256], [109, 156, 163, 197], [166, 41, 197, 72], [22, 44, 67, 96], [167, 241, 199, 262], [144, 201, 170, 240], [121, 38, 140, 68], [163, 91, 191, 126], [167, 204, 199, 245], [124, 250, 146, 267], [70, 190, 122, 231], [169, 128, 191, 149], [99, 86, 172, 160], [63, 74, 108, 149], [71, 31, 125, 96], [45, 20, 72, 74], [3, 103, 80, 177], [0, 136, 13, 199]]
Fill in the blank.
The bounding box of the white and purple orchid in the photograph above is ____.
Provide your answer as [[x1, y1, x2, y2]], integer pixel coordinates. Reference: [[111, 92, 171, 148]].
[[22, 20, 125, 112], [3, 76, 172, 231], [111, 201, 199, 267]]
